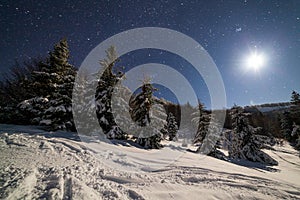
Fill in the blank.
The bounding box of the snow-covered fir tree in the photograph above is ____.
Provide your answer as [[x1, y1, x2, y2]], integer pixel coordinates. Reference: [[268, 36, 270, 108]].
[[175, 102, 197, 143], [18, 97, 49, 125], [95, 46, 127, 139], [129, 80, 167, 149], [39, 39, 76, 130], [145, 102, 168, 148], [110, 81, 135, 137], [229, 105, 278, 165], [196, 114, 226, 160], [277, 91, 300, 151], [73, 68, 113, 137], [291, 122, 300, 150], [191, 102, 210, 144], [229, 105, 246, 159], [280, 111, 292, 140], [72, 71, 93, 134], [0, 59, 46, 124], [17, 39, 76, 131], [289, 90, 300, 127], [180, 102, 194, 129], [166, 112, 178, 141], [291, 90, 300, 105]]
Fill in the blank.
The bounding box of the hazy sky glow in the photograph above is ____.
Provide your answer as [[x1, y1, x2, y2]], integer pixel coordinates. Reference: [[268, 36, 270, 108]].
[[1, 0, 299, 107]]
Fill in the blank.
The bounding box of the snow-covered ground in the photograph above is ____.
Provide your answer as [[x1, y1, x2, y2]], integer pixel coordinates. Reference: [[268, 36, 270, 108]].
[[1, 124, 300, 200]]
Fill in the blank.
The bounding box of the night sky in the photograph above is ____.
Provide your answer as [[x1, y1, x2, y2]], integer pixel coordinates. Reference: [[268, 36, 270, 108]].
[[1, 0, 299, 108]]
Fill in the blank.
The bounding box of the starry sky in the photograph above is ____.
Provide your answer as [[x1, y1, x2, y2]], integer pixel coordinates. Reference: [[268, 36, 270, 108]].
[[1, 0, 299, 108]]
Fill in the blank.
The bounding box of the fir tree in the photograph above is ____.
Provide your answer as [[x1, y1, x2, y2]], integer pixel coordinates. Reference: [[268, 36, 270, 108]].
[[291, 90, 300, 105], [110, 81, 135, 137], [166, 112, 178, 141], [175, 102, 195, 142], [291, 122, 300, 150], [18, 97, 49, 125], [229, 105, 251, 159], [129, 83, 155, 126], [280, 111, 292, 140], [196, 115, 226, 160], [41, 39, 76, 131], [72, 71, 95, 135], [229, 105, 277, 165], [130, 80, 166, 149], [0, 59, 45, 124], [95, 46, 127, 139], [180, 102, 194, 129], [19, 39, 77, 131], [192, 102, 210, 144], [289, 91, 300, 126]]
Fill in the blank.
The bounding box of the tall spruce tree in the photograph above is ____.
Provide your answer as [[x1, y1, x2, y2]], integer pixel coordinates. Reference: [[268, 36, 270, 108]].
[[192, 102, 210, 144], [19, 39, 76, 131], [291, 90, 300, 105], [229, 105, 277, 165], [279, 91, 300, 144], [280, 111, 293, 140], [130, 81, 167, 149], [290, 90, 300, 126], [95, 46, 127, 139], [166, 112, 178, 141], [290, 91, 300, 149], [72, 71, 95, 134], [196, 114, 226, 160], [41, 39, 76, 130], [291, 122, 300, 150], [110, 81, 135, 137], [229, 105, 251, 159]]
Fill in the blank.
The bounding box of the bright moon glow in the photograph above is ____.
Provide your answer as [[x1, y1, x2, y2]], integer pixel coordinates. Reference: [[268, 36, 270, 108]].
[[246, 52, 265, 71]]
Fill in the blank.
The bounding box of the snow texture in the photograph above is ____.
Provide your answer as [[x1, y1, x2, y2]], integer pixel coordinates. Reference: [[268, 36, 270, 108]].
[[1, 124, 300, 200]]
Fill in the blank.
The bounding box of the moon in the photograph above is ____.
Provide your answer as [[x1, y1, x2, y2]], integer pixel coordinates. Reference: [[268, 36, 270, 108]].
[[246, 52, 265, 71]]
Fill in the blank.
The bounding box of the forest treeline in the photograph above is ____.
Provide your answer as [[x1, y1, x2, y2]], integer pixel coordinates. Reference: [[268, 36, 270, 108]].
[[0, 38, 299, 162]]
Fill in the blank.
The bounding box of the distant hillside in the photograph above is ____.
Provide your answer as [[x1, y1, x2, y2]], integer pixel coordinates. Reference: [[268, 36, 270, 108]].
[[244, 102, 291, 113], [222, 102, 299, 138]]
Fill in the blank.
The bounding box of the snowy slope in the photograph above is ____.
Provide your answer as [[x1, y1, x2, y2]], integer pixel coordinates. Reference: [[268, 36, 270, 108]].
[[0, 124, 300, 200]]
